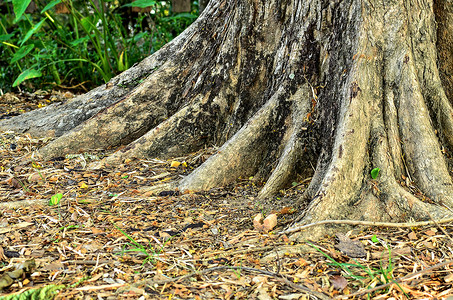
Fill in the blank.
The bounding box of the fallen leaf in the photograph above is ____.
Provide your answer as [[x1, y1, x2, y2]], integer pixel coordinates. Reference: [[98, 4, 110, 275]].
[[253, 214, 277, 232], [263, 214, 277, 231], [330, 275, 348, 290], [253, 213, 264, 231], [408, 231, 417, 240], [28, 172, 44, 182], [6, 177, 21, 188], [425, 229, 437, 236], [279, 207, 296, 215], [0, 222, 33, 234], [335, 233, 366, 258], [170, 161, 181, 168], [0, 247, 7, 261]]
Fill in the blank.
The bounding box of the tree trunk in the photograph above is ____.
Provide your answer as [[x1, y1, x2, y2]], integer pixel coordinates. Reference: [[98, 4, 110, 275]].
[[199, 0, 209, 13], [2, 0, 453, 239], [172, 0, 191, 13]]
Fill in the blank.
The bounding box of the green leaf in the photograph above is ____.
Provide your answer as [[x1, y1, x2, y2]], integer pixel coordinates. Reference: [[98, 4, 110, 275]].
[[162, 13, 198, 21], [118, 51, 127, 71], [133, 32, 148, 42], [12, 0, 33, 23], [0, 33, 15, 42], [70, 36, 90, 46], [80, 16, 95, 32], [41, 0, 63, 13], [13, 68, 42, 87], [371, 167, 380, 179], [122, 0, 157, 8], [20, 18, 47, 46], [49, 193, 63, 206], [11, 44, 34, 64], [371, 235, 379, 243]]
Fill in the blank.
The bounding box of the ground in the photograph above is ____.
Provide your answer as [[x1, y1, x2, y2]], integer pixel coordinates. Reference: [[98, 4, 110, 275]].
[[0, 91, 452, 299]]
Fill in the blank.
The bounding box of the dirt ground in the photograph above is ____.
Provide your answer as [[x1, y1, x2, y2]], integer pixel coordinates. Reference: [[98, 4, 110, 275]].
[[0, 90, 452, 299]]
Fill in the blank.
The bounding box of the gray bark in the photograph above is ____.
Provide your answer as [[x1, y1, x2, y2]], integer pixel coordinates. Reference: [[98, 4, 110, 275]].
[[2, 0, 452, 239]]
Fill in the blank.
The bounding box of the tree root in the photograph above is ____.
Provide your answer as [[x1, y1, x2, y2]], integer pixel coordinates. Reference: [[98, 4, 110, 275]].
[[279, 216, 453, 237], [1, 0, 452, 242]]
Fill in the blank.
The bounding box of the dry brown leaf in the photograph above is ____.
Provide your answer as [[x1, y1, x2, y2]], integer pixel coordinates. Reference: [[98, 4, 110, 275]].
[[263, 214, 277, 231], [253, 213, 264, 231], [408, 231, 417, 240], [425, 229, 437, 236], [0, 247, 7, 261], [6, 177, 21, 188], [279, 207, 296, 215], [28, 172, 45, 182], [253, 213, 277, 232], [330, 275, 348, 290]]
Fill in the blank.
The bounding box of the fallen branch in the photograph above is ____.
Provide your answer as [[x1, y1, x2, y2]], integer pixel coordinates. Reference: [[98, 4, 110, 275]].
[[279, 217, 453, 236], [0, 199, 48, 209]]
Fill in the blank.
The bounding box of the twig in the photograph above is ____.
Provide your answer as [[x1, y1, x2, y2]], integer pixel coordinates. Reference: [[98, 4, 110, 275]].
[[279, 217, 453, 236], [143, 266, 330, 300], [334, 259, 453, 299], [427, 212, 453, 245], [201, 245, 277, 257], [0, 199, 48, 209]]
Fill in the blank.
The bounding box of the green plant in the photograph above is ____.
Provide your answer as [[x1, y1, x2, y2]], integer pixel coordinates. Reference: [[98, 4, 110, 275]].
[[371, 167, 380, 179], [308, 240, 407, 297], [229, 260, 243, 279], [0, 284, 65, 300], [59, 224, 79, 231], [115, 224, 168, 265], [49, 192, 63, 206], [0, 0, 199, 91]]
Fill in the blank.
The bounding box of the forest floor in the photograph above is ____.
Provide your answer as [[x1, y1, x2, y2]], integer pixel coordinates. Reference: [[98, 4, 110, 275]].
[[0, 90, 452, 299]]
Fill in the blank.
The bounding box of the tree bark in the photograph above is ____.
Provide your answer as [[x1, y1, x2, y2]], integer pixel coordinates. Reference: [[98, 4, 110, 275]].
[[2, 0, 452, 239], [199, 0, 209, 13], [172, 0, 191, 13]]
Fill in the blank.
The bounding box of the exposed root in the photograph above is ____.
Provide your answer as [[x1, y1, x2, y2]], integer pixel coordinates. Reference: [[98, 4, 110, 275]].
[[408, 0, 453, 149], [0, 0, 452, 243], [258, 85, 312, 199], [0, 21, 194, 138], [38, 61, 193, 160], [179, 86, 293, 192]]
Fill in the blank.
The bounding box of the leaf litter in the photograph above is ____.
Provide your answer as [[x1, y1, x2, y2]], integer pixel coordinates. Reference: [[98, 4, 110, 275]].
[[0, 91, 452, 299]]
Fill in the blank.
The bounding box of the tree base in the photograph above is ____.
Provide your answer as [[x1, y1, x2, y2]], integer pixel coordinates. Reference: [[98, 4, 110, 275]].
[[1, 0, 453, 240]]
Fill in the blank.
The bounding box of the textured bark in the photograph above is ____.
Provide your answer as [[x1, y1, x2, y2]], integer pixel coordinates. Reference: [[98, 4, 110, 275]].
[[199, 0, 209, 13], [2, 0, 453, 239]]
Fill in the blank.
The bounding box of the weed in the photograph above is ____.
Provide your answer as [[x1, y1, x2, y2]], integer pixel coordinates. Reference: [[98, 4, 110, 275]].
[[308, 239, 409, 298], [115, 224, 168, 265], [371, 167, 380, 179], [0, 0, 199, 91]]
